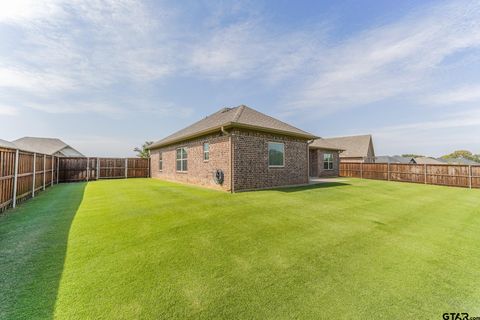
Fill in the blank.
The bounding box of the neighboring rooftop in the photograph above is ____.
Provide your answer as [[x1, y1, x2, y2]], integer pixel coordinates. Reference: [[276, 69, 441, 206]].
[[322, 134, 374, 159], [375, 155, 413, 164], [149, 105, 318, 148], [438, 157, 480, 165], [0, 139, 17, 149], [413, 157, 444, 165], [12, 137, 84, 157]]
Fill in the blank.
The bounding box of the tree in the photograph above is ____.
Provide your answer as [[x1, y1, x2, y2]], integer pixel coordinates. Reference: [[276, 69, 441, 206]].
[[134, 141, 153, 158], [441, 150, 476, 160], [401, 154, 424, 158]]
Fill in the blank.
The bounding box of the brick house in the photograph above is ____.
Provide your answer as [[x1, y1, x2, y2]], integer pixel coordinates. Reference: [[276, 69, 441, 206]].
[[148, 105, 325, 192]]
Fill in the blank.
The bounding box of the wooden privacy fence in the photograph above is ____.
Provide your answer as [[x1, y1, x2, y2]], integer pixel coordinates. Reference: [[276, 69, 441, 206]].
[[0, 146, 150, 213], [1, 147, 58, 212], [59, 157, 150, 182], [340, 162, 480, 189]]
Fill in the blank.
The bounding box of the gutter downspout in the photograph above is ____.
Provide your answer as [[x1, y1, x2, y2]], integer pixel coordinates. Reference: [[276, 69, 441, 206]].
[[221, 126, 234, 193], [221, 126, 228, 135], [307, 139, 315, 180]]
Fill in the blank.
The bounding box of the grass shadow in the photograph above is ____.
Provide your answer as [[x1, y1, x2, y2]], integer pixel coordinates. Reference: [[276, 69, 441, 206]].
[[0, 182, 86, 319], [274, 181, 351, 193]]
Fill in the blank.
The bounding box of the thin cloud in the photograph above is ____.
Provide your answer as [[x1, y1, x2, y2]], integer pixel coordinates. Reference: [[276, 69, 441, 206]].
[[286, 1, 480, 114], [372, 109, 480, 155], [423, 84, 480, 105], [0, 67, 76, 93], [0, 105, 18, 116], [0, 0, 177, 117], [377, 109, 480, 133], [25, 102, 126, 115], [0, 0, 62, 23]]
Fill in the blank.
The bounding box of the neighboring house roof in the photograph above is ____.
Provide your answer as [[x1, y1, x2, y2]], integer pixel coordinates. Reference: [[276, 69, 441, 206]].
[[413, 157, 444, 165], [149, 105, 318, 149], [309, 138, 344, 151], [12, 137, 85, 157], [322, 134, 374, 159], [438, 157, 480, 165], [0, 139, 17, 149], [375, 155, 412, 164]]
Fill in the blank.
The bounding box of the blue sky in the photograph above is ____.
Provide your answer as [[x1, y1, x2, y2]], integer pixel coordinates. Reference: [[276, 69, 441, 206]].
[[0, 0, 479, 157]]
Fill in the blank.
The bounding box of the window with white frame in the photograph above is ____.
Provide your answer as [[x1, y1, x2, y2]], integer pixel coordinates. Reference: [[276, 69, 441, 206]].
[[203, 142, 209, 161], [268, 142, 285, 167], [176, 147, 188, 172], [324, 153, 334, 170], [158, 152, 163, 171]]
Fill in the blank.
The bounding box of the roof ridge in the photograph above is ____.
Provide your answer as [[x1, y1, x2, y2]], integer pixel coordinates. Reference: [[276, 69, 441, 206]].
[[232, 105, 246, 123]]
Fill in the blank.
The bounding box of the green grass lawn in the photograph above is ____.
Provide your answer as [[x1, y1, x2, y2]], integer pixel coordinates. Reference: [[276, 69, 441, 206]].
[[1, 178, 480, 319]]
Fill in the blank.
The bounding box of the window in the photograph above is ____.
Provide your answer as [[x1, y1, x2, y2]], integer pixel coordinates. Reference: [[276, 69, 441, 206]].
[[203, 142, 209, 161], [158, 152, 163, 171], [176, 147, 188, 172], [324, 153, 334, 170], [268, 142, 285, 167]]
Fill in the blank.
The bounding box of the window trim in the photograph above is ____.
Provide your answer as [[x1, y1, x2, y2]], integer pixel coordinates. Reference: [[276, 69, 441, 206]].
[[323, 153, 334, 170], [203, 142, 209, 162], [268, 141, 285, 168], [158, 152, 163, 171], [176, 147, 188, 172]]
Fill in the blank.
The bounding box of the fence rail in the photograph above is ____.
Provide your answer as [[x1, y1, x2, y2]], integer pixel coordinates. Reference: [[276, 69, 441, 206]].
[[59, 157, 149, 182], [0, 146, 150, 213], [340, 162, 480, 189]]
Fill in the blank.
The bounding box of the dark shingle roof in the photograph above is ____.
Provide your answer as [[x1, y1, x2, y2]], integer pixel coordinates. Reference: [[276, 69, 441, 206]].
[[309, 138, 344, 151], [149, 105, 317, 148]]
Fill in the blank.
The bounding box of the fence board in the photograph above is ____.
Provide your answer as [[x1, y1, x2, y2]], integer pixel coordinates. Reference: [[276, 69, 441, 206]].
[[340, 162, 480, 189], [472, 166, 480, 188]]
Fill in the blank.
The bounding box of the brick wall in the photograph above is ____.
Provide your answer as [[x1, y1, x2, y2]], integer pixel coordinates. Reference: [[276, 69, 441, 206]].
[[309, 149, 340, 177], [231, 129, 309, 191], [150, 132, 231, 191], [309, 148, 319, 176]]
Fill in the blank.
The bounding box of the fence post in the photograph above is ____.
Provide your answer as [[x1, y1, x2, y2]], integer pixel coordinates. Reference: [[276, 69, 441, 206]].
[[387, 162, 390, 181], [32, 153, 36, 198], [12, 149, 19, 208], [56, 157, 60, 184], [469, 165, 472, 189], [51, 156, 54, 186], [360, 162, 363, 179], [96, 158, 100, 180], [424, 164, 427, 184], [125, 158, 128, 178], [43, 154, 46, 190], [86, 157, 90, 181], [148, 157, 150, 178]]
